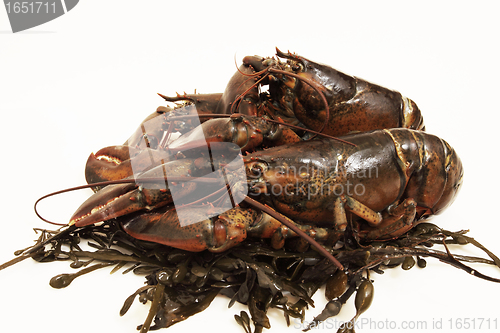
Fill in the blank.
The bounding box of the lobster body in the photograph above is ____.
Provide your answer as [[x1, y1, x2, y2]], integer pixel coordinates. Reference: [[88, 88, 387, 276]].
[[246, 128, 462, 239]]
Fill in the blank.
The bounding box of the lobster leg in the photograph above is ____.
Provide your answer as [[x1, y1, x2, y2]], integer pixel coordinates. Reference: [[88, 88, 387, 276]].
[[338, 195, 383, 227], [334, 196, 418, 241], [359, 198, 417, 241], [246, 212, 334, 249]]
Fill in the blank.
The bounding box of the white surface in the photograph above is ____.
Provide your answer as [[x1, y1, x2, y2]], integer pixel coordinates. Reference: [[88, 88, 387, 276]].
[[1, 1, 500, 333]]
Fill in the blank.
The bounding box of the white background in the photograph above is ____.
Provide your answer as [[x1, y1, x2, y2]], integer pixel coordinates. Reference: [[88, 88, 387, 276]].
[[1, 1, 500, 332]]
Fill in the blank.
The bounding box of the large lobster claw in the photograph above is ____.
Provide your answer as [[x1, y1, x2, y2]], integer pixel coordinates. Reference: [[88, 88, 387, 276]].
[[217, 55, 276, 116], [70, 159, 197, 227], [85, 145, 174, 190], [120, 206, 259, 252]]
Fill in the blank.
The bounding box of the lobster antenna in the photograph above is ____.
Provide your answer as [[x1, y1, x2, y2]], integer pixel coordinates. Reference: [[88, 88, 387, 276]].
[[229, 70, 269, 115], [150, 110, 356, 147], [263, 117, 355, 146], [154, 111, 356, 147]]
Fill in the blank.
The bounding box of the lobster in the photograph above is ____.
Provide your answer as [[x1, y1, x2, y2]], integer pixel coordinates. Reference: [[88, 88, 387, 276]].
[[145, 48, 424, 146], [70, 114, 463, 269]]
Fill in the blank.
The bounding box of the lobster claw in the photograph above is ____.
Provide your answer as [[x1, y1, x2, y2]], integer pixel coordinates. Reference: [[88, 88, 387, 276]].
[[85, 145, 174, 191], [85, 145, 139, 189], [218, 55, 276, 115], [120, 206, 259, 252], [71, 159, 196, 227]]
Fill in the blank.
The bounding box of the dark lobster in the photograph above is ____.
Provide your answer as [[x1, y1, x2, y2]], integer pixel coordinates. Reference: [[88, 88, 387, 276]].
[[70, 115, 462, 259], [129, 48, 424, 154]]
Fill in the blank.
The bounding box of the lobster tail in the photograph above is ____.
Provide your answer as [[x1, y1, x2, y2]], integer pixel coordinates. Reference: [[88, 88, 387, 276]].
[[403, 130, 463, 218], [432, 139, 463, 214], [401, 97, 425, 131]]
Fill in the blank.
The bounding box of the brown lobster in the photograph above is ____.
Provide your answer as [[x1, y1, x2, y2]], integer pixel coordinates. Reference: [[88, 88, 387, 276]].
[[70, 114, 462, 265], [152, 48, 424, 139]]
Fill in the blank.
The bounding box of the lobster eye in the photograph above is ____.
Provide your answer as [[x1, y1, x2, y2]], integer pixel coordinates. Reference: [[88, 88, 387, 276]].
[[292, 63, 304, 72], [251, 165, 263, 177], [248, 163, 265, 178]]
